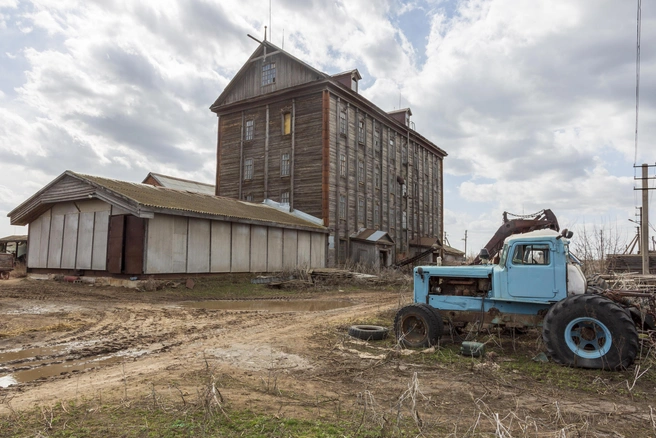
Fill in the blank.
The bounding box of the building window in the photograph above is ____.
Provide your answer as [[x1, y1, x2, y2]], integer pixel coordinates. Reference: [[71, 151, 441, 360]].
[[402, 211, 407, 230], [262, 62, 276, 86], [244, 194, 253, 202], [340, 153, 346, 177], [358, 160, 364, 185], [374, 203, 380, 226], [358, 198, 365, 222], [283, 112, 291, 135], [281, 152, 290, 177], [340, 110, 347, 135], [374, 168, 380, 189], [358, 119, 365, 143], [424, 155, 429, 176], [374, 129, 380, 155], [244, 158, 253, 180], [402, 144, 408, 165], [339, 194, 346, 219], [389, 137, 395, 163], [339, 239, 347, 262], [281, 191, 290, 205], [245, 120, 254, 141], [414, 182, 418, 199]]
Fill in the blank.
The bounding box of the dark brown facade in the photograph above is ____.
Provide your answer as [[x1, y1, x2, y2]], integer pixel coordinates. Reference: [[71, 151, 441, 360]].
[[210, 41, 446, 265]]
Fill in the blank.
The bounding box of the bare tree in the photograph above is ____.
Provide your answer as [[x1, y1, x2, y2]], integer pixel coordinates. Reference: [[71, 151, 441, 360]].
[[571, 222, 628, 276]]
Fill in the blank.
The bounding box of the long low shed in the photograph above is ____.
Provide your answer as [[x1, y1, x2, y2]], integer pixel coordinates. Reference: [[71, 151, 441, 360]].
[[8, 171, 328, 275]]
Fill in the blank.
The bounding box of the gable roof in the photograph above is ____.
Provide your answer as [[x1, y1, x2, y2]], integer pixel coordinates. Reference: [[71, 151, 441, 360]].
[[8, 171, 326, 232], [143, 172, 215, 195], [210, 40, 329, 111], [350, 228, 394, 245]]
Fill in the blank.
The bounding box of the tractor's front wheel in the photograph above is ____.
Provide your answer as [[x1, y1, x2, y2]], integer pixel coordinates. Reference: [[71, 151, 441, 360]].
[[394, 304, 443, 348], [542, 294, 638, 370]]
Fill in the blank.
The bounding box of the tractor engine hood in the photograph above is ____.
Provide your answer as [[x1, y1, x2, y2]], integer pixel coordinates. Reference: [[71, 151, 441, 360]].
[[415, 265, 495, 279]]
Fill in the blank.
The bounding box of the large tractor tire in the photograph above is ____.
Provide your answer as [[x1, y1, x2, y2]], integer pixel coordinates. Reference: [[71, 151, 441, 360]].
[[394, 303, 443, 348], [542, 294, 638, 370]]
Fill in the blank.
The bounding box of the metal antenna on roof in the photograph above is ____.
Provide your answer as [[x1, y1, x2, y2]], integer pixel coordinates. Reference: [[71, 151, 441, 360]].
[[264, 25, 267, 41]]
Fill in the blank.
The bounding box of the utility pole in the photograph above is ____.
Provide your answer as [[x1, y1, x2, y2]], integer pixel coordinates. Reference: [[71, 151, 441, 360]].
[[462, 230, 468, 259], [635, 163, 655, 274]]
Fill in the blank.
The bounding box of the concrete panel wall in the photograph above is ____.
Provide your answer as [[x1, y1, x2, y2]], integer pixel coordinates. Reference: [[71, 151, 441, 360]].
[[187, 219, 210, 273], [172, 217, 188, 272], [297, 231, 311, 267], [61, 213, 79, 269], [311, 233, 325, 268], [47, 214, 64, 268], [231, 223, 250, 272], [250, 226, 268, 272], [76, 212, 94, 269], [210, 221, 231, 272], [267, 228, 283, 272], [145, 215, 188, 273], [283, 229, 298, 269]]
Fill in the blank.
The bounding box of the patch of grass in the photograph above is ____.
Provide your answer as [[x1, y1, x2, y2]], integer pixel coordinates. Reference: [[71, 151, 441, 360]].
[[0, 400, 382, 438]]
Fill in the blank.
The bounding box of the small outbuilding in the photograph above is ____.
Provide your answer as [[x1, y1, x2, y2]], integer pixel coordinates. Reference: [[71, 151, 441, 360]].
[[349, 228, 395, 269], [8, 171, 327, 276]]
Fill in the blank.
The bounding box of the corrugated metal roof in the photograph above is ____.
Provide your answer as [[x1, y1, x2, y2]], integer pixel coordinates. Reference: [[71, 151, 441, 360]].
[[74, 173, 325, 230], [350, 228, 393, 244]]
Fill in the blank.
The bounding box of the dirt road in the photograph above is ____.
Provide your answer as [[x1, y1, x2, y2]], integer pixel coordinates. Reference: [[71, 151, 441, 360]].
[[1, 277, 655, 436]]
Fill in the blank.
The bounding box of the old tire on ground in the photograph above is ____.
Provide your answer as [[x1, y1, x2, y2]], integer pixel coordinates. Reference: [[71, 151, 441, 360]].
[[348, 325, 389, 341], [0, 271, 9, 280], [586, 274, 608, 293], [394, 304, 443, 348], [542, 294, 638, 370]]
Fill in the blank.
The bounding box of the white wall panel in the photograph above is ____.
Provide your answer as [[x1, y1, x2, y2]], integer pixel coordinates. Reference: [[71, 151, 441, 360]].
[[267, 228, 283, 272], [47, 214, 64, 268], [250, 226, 268, 272], [231, 223, 250, 272], [76, 212, 94, 269], [297, 231, 311, 267], [187, 219, 210, 273], [91, 210, 109, 270], [38, 211, 51, 268], [61, 213, 79, 269], [27, 214, 44, 268], [172, 217, 188, 272], [210, 221, 231, 272], [311, 233, 325, 268], [282, 229, 298, 269]]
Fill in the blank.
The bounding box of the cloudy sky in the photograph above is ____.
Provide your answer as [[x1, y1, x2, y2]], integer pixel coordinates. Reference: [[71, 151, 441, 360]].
[[1, 0, 654, 255]]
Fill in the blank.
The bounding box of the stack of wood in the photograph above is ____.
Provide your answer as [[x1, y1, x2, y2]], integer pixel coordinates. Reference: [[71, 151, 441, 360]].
[[606, 254, 656, 274]]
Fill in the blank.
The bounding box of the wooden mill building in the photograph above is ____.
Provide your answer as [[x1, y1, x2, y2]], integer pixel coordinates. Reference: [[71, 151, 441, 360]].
[[210, 40, 446, 266]]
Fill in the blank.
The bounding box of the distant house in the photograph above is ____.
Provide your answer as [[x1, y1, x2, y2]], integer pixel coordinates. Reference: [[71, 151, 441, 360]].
[[8, 171, 327, 276], [210, 39, 447, 266], [349, 228, 395, 269]]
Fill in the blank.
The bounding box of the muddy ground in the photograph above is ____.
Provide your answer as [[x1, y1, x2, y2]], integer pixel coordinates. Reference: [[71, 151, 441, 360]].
[[1, 276, 655, 436]]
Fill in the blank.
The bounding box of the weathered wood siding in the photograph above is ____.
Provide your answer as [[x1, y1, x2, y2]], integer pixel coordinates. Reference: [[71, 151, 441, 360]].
[[216, 94, 324, 219], [144, 214, 326, 274], [27, 200, 110, 270], [220, 52, 321, 106]]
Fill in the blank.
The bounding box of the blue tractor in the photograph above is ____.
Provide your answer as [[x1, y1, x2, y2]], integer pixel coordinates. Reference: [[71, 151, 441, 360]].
[[395, 229, 654, 370]]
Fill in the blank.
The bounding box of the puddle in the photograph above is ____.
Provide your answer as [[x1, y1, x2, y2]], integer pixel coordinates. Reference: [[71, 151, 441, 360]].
[[0, 346, 66, 363], [181, 300, 353, 312], [0, 349, 148, 387]]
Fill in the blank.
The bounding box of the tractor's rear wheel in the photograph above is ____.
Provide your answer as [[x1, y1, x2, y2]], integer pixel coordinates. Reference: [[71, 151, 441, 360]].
[[394, 304, 443, 348], [542, 294, 638, 370]]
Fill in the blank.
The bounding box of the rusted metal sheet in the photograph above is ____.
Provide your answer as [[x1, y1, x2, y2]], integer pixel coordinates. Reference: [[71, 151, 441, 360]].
[[106, 215, 125, 274], [123, 216, 145, 275]]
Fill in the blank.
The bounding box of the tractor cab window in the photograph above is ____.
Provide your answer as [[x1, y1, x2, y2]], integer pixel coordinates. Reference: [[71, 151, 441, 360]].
[[499, 244, 509, 267], [511, 244, 550, 265]]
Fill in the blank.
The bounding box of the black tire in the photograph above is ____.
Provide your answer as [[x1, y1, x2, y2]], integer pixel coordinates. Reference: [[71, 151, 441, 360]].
[[394, 304, 443, 348], [586, 274, 608, 293], [542, 294, 638, 370], [348, 325, 389, 341]]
